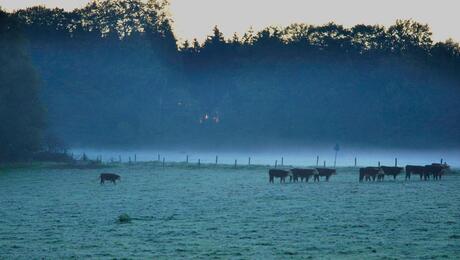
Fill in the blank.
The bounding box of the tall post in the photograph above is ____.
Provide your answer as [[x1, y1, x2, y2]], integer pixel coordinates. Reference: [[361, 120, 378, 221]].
[[215, 155, 218, 165], [441, 158, 443, 164], [162, 157, 165, 167], [234, 159, 237, 168], [248, 157, 251, 166], [333, 144, 340, 169], [323, 160, 326, 167], [281, 157, 284, 166], [134, 154, 137, 163], [129, 156, 132, 164], [275, 160, 278, 168], [395, 158, 398, 167], [119, 155, 121, 163], [333, 151, 337, 168], [354, 157, 357, 167], [186, 155, 189, 164], [316, 156, 319, 166], [198, 159, 201, 167], [157, 154, 160, 161], [378, 161, 381, 167]]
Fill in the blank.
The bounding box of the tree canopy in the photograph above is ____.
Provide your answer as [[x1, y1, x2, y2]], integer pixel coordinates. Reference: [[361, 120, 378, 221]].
[[1, 0, 459, 155]]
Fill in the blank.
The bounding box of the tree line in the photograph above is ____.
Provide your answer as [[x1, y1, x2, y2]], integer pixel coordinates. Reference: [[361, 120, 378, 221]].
[[1, 0, 459, 162]]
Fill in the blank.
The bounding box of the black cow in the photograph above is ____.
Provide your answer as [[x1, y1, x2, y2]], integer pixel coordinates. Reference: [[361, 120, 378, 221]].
[[290, 168, 318, 182], [424, 163, 449, 180], [269, 169, 290, 183], [405, 165, 425, 180], [381, 166, 404, 180], [359, 167, 383, 182], [316, 168, 336, 181], [100, 173, 121, 184]]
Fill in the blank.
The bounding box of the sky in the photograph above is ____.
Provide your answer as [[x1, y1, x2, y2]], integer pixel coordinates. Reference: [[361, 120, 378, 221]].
[[0, 0, 459, 43]]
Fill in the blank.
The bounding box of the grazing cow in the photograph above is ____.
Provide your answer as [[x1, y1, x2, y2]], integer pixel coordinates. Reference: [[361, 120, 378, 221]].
[[405, 165, 425, 180], [424, 164, 449, 180], [316, 168, 336, 181], [269, 169, 290, 183], [381, 166, 404, 180], [100, 173, 121, 184], [359, 167, 383, 182], [290, 168, 318, 182]]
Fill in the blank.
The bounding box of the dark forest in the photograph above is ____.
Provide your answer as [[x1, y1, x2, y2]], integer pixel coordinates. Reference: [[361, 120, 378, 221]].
[[1, 0, 460, 161]]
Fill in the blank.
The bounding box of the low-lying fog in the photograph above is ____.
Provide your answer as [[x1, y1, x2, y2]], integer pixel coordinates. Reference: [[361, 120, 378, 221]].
[[71, 147, 460, 168]]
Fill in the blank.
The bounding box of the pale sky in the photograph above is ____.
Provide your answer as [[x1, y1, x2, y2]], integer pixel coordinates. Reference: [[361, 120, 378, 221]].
[[0, 0, 459, 43]]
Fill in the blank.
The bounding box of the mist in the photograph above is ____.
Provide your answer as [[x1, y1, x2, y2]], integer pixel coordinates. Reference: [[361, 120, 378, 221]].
[[72, 147, 460, 168]]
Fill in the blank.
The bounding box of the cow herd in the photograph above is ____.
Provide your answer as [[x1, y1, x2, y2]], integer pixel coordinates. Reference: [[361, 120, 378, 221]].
[[268, 163, 451, 183], [269, 168, 336, 183]]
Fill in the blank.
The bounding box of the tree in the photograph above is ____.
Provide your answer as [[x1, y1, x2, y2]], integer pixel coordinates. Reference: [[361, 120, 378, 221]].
[[0, 11, 45, 162], [387, 19, 433, 54]]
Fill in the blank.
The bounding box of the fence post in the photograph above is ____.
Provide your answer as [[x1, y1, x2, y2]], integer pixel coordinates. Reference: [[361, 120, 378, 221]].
[[316, 156, 319, 166], [395, 158, 398, 167], [378, 161, 381, 167], [134, 154, 137, 163], [354, 157, 357, 167], [198, 159, 201, 167], [215, 155, 218, 165], [162, 157, 165, 167], [323, 160, 326, 167], [157, 154, 160, 162], [248, 157, 251, 166], [234, 159, 237, 168], [186, 155, 189, 164], [281, 157, 284, 166], [275, 160, 278, 168]]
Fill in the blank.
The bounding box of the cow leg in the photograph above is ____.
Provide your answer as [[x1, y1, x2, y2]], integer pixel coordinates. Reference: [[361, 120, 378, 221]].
[[393, 174, 397, 180]]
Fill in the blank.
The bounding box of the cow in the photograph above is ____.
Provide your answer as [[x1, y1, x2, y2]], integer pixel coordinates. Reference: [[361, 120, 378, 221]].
[[405, 165, 425, 180], [316, 168, 336, 181], [424, 163, 449, 180], [359, 167, 383, 182], [269, 169, 290, 183], [100, 173, 121, 184], [290, 168, 318, 182], [380, 166, 404, 180]]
